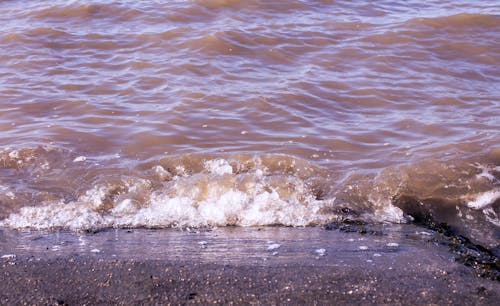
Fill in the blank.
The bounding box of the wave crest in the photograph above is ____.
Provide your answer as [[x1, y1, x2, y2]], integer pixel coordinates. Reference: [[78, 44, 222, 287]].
[[0, 146, 498, 248]]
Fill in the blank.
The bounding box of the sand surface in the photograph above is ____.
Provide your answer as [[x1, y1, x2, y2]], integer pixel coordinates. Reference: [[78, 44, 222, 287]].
[[1, 226, 498, 305]]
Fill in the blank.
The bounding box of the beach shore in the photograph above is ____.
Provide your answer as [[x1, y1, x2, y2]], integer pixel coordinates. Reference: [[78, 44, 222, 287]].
[[1, 226, 498, 305]]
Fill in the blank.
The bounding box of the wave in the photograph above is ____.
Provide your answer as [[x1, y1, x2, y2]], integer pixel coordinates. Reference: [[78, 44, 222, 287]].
[[30, 3, 143, 22], [362, 13, 500, 46], [408, 13, 500, 29], [194, 0, 309, 12], [0, 145, 498, 249]]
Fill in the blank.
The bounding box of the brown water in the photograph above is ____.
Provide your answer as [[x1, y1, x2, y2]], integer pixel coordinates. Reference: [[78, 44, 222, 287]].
[[0, 1, 498, 249]]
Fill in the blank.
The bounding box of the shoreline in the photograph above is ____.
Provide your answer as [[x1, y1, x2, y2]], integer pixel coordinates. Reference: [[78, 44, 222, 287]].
[[1, 226, 499, 304]]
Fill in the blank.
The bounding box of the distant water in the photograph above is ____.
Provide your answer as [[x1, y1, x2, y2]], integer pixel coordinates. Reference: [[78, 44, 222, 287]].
[[0, 1, 498, 249]]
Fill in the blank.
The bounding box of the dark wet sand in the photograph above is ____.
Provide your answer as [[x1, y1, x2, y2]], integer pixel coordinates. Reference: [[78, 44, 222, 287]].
[[1, 226, 498, 305]]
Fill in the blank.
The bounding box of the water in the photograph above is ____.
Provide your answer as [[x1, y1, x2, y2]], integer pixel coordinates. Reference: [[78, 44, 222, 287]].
[[0, 225, 445, 265], [0, 1, 498, 249]]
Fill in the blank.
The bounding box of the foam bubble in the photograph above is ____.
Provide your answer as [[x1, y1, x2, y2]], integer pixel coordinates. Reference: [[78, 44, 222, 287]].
[[204, 159, 233, 175], [267, 243, 281, 251], [8, 150, 20, 159], [0, 202, 107, 231], [482, 207, 500, 227], [73, 156, 87, 162], [475, 164, 498, 181], [153, 165, 172, 180], [111, 199, 138, 215], [467, 189, 500, 209], [372, 204, 406, 223], [315, 248, 326, 256]]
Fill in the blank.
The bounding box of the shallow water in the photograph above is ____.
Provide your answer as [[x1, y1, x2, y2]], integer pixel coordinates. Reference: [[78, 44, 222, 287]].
[[0, 226, 440, 264], [0, 1, 498, 248]]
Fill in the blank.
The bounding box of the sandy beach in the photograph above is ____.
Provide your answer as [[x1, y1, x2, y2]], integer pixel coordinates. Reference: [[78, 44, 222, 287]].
[[1, 226, 498, 305]]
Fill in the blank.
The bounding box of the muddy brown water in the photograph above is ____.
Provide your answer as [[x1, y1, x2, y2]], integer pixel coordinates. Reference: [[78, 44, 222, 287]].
[[0, 1, 498, 250]]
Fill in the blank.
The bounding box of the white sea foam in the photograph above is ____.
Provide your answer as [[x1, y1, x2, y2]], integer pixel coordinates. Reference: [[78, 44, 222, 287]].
[[0, 158, 334, 230], [0, 202, 107, 231], [0, 188, 329, 230], [8, 150, 20, 159], [267, 243, 281, 251], [467, 189, 500, 210], [482, 207, 500, 227], [475, 164, 498, 181], [153, 165, 172, 180], [371, 204, 406, 223], [73, 156, 87, 162], [204, 159, 233, 175], [315, 248, 326, 256], [111, 199, 138, 215]]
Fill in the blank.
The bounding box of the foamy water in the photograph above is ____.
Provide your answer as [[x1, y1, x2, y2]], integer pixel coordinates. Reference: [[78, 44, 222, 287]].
[[0, 1, 499, 249]]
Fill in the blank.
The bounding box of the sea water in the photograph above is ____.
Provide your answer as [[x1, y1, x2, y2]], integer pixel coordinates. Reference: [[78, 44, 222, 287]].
[[0, 1, 498, 250]]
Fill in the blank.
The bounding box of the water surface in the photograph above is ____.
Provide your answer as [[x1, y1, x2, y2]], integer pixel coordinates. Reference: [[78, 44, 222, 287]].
[[0, 1, 498, 248]]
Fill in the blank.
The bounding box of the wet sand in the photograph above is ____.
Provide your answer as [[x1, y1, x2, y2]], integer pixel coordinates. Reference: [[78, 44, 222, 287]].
[[1, 226, 499, 305]]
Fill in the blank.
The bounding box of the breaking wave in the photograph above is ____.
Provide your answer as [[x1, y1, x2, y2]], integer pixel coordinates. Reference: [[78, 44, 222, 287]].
[[0, 146, 498, 249]]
